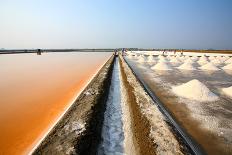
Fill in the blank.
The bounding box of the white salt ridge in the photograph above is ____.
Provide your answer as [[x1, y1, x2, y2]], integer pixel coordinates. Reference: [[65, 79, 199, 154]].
[[222, 63, 232, 70], [151, 61, 172, 70], [178, 62, 196, 70], [199, 62, 220, 71], [172, 79, 219, 102], [222, 86, 232, 98]]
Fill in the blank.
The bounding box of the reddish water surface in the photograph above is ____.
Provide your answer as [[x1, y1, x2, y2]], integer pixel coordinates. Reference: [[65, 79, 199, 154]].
[[0, 52, 112, 155]]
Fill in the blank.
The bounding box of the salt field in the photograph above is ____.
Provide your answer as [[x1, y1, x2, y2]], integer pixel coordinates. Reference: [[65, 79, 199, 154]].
[[125, 51, 232, 155], [1, 0, 231, 154], [0, 52, 111, 154]]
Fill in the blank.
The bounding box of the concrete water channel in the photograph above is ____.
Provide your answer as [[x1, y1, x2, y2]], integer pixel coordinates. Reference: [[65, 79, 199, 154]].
[[98, 57, 125, 155]]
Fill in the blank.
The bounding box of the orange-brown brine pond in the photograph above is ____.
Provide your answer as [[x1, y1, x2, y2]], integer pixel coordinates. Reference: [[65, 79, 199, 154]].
[[0, 52, 112, 154]]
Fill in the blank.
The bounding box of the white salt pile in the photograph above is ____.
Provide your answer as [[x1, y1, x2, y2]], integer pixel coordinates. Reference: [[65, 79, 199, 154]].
[[190, 56, 199, 61], [222, 56, 230, 61], [137, 56, 146, 63], [151, 61, 172, 70], [210, 58, 222, 65], [222, 86, 232, 98], [158, 56, 168, 62], [147, 55, 154, 62], [185, 58, 195, 64], [198, 57, 208, 65], [127, 54, 133, 59], [222, 63, 232, 70], [133, 54, 138, 59], [178, 56, 185, 61], [170, 57, 181, 64], [208, 56, 216, 60], [158, 55, 164, 59], [225, 58, 232, 64], [178, 62, 196, 70], [199, 62, 220, 71], [172, 79, 219, 102]]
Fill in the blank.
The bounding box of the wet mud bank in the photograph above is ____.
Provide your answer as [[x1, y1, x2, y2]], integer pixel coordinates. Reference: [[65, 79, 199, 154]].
[[119, 55, 186, 155], [33, 55, 115, 155]]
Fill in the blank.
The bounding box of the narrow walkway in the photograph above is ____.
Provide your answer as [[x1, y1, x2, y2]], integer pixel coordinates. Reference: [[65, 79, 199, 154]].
[[98, 58, 125, 155]]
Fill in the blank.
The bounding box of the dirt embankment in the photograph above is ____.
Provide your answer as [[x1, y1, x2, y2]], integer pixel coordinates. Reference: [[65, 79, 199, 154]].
[[119, 55, 186, 155], [33, 55, 115, 155]]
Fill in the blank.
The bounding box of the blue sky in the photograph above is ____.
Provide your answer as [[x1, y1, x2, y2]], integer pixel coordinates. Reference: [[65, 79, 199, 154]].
[[0, 0, 232, 49]]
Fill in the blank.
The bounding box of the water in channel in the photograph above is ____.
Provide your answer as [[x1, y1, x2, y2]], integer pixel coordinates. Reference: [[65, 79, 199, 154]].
[[98, 58, 125, 155]]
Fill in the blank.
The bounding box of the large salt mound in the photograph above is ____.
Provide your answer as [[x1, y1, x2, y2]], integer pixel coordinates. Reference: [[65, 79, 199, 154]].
[[222, 86, 232, 98], [151, 61, 172, 70], [172, 79, 219, 102], [178, 62, 196, 70], [222, 63, 232, 70], [199, 62, 220, 71]]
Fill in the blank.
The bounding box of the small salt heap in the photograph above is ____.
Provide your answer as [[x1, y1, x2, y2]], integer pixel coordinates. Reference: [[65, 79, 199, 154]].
[[170, 57, 181, 64], [222, 86, 232, 98], [185, 58, 195, 64], [208, 56, 216, 61], [127, 53, 133, 59], [158, 55, 164, 59], [222, 63, 232, 70], [223, 56, 230, 61], [225, 58, 232, 64], [199, 62, 220, 71], [133, 54, 138, 59], [137, 55, 146, 63], [151, 61, 172, 70], [210, 58, 222, 65], [198, 56, 209, 65], [178, 56, 185, 62], [178, 62, 196, 70], [147, 55, 154, 62], [158, 56, 168, 62], [172, 79, 219, 102], [190, 56, 199, 61]]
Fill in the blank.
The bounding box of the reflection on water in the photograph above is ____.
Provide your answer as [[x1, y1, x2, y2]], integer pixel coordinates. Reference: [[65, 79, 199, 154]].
[[0, 52, 112, 154]]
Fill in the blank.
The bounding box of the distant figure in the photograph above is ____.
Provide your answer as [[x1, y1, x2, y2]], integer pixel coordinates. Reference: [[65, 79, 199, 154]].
[[37, 49, 41, 55]]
